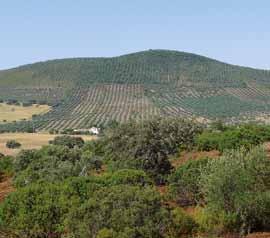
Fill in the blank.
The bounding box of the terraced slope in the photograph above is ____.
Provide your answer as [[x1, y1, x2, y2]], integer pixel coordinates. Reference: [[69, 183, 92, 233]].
[[1, 49, 270, 130]]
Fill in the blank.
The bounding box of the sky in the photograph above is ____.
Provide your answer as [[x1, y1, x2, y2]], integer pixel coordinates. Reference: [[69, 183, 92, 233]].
[[1, 0, 270, 70]]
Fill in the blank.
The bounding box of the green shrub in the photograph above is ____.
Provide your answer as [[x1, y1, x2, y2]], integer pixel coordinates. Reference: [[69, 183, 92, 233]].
[[103, 118, 202, 183], [0, 183, 70, 238], [49, 135, 84, 148], [196, 124, 270, 151], [14, 150, 37, 172], [169, 158, 210, 205], [166, 208, 198, 237], [13, 145, 92, 187], [66, 185, 168, 238], [101, 169, 153, 186], [61, 170, 153, 203], [6, 140, 21, 149], [200, 147, 270, 234], [0, 156, 14, 180], [96, 228, 116, 238], [194, 207, 238, 235], [61, 176, 106, 203], [22, 101, 33, 107]]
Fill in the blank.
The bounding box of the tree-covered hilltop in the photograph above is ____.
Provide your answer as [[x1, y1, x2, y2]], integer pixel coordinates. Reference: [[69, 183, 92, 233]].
[[1, 49, 270, 88], [1, 49, 270, 130]]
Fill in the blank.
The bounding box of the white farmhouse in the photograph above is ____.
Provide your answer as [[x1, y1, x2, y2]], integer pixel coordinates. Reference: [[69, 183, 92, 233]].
[[89, 127, 100, 135], [74, 127, 100, 135]]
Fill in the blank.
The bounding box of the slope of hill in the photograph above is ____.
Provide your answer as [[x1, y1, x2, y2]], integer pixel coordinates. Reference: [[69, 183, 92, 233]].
[[1, 49, 270, 130]]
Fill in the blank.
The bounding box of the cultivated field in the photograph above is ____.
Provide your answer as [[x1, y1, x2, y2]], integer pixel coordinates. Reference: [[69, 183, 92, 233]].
[[1, 50, 270, 131], [0, 103, 51, 123], [0, 133, 96, 156]]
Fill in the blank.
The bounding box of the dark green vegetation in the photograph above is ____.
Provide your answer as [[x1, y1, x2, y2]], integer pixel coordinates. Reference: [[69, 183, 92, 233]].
[[102, 117, 202, 183], [169, 158, 210, 206], [6, 140, 21, 149], [1, 50, 270, 131], [0, 118, 270, 238], [49, 135, 85, 148], [0, 156, 14, 181], [196, 124, 270, 151], [199, 147, 270, 235]]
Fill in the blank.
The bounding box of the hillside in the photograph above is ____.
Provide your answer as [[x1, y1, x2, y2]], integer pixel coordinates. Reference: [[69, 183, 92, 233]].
[[1, 49, 270, 130]]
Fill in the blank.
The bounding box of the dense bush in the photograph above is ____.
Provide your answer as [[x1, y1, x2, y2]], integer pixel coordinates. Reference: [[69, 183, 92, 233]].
[[6, 99, 18, 105], [66, 185, 168, 238], [101, 169, 153, 186], [2, 119, 270, 237], [200, 147, 270, 234], [166, 208, 198, 237], [13, 150, 37, 172], [62, 169, 153, 203], [6, 140, 21, 149], [49, 135, 85, 148], [0, 156, 14, 181], [169, 158, 210, 206], [103, 117, 202, 183], [0, 172, 160, 238], [13, 145, 98, 187], [196, 124, 270, 151], [0, 183, 70, 238], [22, 101, 33, 107]]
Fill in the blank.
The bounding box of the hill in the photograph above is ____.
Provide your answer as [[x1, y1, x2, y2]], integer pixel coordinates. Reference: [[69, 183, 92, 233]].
[[1, 49, 270, 130]]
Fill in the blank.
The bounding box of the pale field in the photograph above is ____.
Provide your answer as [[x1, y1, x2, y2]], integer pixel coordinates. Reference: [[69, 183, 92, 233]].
[[0, 103, 51, 123], [0, 133, 96, 156]]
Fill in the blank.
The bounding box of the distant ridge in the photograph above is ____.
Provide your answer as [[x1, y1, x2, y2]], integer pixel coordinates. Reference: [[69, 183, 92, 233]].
[[1, 49, 270, 130]]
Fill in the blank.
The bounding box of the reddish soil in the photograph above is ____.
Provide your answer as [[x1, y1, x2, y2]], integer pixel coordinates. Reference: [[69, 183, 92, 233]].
[[0, 176, 14, 202], [171, 150, 221, 168], [245, 233, 270, 238], [156, 185, 168, 195], [263, 142, 270, 157]]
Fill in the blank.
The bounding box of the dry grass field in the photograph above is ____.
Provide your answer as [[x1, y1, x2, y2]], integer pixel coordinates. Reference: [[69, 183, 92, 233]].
[[0, 133, 96, 156], [0, 103, 51, 123]]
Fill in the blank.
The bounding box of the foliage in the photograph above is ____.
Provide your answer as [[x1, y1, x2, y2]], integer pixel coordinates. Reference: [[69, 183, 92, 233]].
[[100, 169, 153, 186], [0, 183, 70, 238], [103, 118, 202, 183], [200, 147, 270, 234], [66, 185, 168, 238], [0, 169, 156, 238], [49, 135, 85, 148], [62, 169, 152, 203], [0, 156, 14, 180], [166, 208, 198, 237], [194, 207, 239, 235], [169, 158, 210, 205], [13, 145, 97, 187], [0, 121, 36, 133], [196, 124, 270, 151], [6, 140, 21, 149], [2, 118, 270, 237], [1, 50, 270, 130]]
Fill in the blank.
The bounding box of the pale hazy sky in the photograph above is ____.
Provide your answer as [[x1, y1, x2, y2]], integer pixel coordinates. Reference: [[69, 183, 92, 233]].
[[1, 0, 270, 69]]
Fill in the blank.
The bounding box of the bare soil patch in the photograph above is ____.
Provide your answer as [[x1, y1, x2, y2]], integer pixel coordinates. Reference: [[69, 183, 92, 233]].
[[0, 176, 14, 202], [171, 150, 221, 168], [0, 133, 96, 156], [0, 103, 50, 123]]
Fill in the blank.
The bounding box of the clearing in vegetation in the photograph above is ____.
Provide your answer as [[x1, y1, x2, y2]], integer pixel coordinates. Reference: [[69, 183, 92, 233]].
[[0, 133, 95, 156], [0, 103, 50, 123]]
